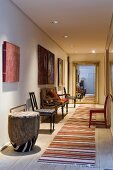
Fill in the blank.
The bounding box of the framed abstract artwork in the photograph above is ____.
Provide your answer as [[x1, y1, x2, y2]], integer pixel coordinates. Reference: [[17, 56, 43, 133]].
[[38, 45, 48, 85], [38, 45, 55, 85], [2, 41, 20, 82], [58, 58, 63, 86], [47, 51, 54, 84]]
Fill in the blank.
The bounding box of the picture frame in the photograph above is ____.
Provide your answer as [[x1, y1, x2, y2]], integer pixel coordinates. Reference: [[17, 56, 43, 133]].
[[2, 41, 20, 82], [58, 58, 63, 86], [38, 45, 55, 85], [38, 45, 48, 85], [48, 51, 55, 84]]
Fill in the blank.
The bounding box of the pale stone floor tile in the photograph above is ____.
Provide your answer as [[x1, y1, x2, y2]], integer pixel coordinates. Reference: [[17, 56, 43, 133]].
[[53, 164, 66, 170], [24, 163, 43, 170], [97, 128, 113, 169], [36, 163, 55, 170], [65, 165, 86, 170]]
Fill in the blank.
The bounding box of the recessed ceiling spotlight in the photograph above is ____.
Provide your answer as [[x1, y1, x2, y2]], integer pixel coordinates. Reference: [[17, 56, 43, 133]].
[[92, 50, 96, 53], [64, 35, 68, 38], [51, 20, 59, 24]]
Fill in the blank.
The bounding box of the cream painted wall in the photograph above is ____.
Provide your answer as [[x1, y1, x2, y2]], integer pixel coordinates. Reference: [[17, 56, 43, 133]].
[[69, 53, 105, 104], [0, 0, 67, 148]]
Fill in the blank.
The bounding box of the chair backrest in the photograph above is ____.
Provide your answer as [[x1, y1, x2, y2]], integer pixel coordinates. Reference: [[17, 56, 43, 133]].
[[40, 88, 48, 108], [104, 95, 109, 111], [29, 92, 38, 111]]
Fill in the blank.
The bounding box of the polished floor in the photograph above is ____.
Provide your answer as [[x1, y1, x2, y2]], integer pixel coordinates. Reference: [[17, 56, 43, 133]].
[[76, 94, 96, 103], [0, 104, 113, 170]]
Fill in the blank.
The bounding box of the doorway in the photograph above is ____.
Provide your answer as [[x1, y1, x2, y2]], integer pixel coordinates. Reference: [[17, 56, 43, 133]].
[[73, 62, 99, 103]]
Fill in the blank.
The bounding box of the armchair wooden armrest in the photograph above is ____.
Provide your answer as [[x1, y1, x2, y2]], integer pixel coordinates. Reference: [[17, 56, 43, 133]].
[[58, 94, 65, 97]]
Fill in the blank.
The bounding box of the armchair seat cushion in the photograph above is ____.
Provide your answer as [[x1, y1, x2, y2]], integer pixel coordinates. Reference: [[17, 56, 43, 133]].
[[48, 89, 60, 100], [46, 88, 68, 105], [52, 96, 68, 104], [90, 108, 104, 113], [61, 98, 69, 103]]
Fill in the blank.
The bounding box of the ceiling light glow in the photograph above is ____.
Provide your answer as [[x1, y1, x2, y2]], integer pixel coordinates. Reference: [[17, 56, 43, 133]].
[[64, 35, 68, 38], [51, 20, 59, 24], [92, 50, 95, 53]]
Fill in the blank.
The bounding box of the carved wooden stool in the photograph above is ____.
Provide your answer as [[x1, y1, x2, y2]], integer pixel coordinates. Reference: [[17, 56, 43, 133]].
[[8, 111, 40, 152]]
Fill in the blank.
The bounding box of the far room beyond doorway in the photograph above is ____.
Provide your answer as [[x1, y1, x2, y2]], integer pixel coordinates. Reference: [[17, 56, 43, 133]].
[[72, 62, 99, 104]]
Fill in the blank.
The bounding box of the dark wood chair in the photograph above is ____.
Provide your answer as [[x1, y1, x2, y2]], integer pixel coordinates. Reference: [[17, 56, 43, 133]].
[[40, 87, 68, 118], [89, 95, 109, 128], [29, 92, 56, 133], [63, 87, 76, 108], [76, 85, 84, 99]]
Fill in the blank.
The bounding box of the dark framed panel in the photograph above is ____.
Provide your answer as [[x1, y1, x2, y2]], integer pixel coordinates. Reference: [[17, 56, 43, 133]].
[[38, 45, 55, 85], [2, 41, 20, 82], [48, 51, 55, 84], [38, 45, 48, 85], [58, 58, 63, 86]]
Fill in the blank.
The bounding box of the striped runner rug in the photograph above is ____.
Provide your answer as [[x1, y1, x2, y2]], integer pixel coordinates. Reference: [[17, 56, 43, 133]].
[[82, 95, 96, 103], [38, 106, 96, 167]]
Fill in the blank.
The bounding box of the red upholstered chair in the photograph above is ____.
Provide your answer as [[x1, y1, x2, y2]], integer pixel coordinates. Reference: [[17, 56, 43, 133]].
[[89, 95, 109, 128]]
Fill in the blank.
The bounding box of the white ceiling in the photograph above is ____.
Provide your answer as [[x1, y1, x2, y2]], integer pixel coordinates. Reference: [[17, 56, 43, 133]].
[[11, 0, 113, 54]]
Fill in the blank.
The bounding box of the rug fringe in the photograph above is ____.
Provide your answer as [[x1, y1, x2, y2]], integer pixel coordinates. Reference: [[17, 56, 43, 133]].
[[37, 161, 96, 168]]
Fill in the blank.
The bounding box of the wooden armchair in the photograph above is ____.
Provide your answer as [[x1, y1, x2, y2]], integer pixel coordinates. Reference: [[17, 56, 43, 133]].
[[63, 87, 76, 108], [76, 85, 84, 98], [40, 87, 68, 118]]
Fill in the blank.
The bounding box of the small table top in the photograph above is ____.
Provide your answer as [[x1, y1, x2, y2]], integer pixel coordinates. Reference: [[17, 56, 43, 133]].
[[9, 111, 39, 118]]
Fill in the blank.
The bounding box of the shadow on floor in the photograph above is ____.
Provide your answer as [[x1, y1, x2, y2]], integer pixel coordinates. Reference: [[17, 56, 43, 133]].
[[39, 129, 54, 134], [42, 113, 67, 124], [1, 145, 41, 156]]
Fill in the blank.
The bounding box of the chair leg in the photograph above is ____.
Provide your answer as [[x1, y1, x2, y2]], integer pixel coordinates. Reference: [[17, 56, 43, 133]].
[[50, 115, 52, 133], [66, 103, 68, 114], [104, 112, 107, 128], [74, 99, 76, 108], [89, 112, 92, 128], [55, 106, 57, 115], [53, 114, 55, 130], [61, 106, 64, 118]]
